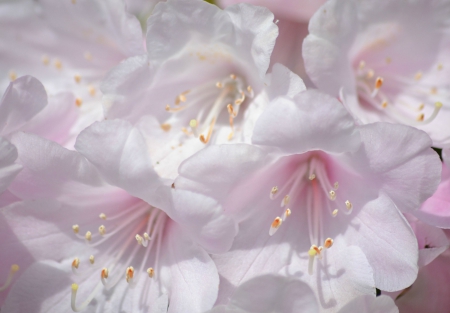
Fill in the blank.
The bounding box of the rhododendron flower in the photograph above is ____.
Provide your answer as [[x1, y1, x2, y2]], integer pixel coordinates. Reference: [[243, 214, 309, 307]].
[[0, 0, 144, 147], [303, 0, 450, 147], [100, 0, 280, 179], [175, 90, 441, 311], [0, 132, 235, 312], [413, 149, 450, 227]]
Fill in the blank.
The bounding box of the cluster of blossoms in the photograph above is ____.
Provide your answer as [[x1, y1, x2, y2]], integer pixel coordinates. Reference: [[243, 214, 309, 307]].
[[1, 0, 449, 312]]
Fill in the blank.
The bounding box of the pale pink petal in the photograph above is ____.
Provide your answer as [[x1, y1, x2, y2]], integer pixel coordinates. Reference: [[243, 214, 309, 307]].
[[338, 295, 398, 313], [252, 90, 360, 154], [159, 221, 219, 313], [0, 76, 47, 135], [413, 162, 450, 228], [0, 137, 22, 194], [170, 190, 238, 254], [344, 193, 418, 291], [356, 123, 441, 214], [265, 63, 306, 100]]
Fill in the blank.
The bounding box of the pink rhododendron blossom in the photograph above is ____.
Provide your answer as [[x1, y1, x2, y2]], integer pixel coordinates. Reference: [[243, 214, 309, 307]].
[[99, 0, 281, 179], [0, 0, 144, 147], [0, 132, 234, 312], [206, 274, 319, 313], [413, 148, 450, 227], [303, 0, 450, 147], [175, 90, 441, 311]]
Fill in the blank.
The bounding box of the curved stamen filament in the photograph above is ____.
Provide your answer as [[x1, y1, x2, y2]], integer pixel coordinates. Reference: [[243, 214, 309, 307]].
[[0, 264, 19, 291]]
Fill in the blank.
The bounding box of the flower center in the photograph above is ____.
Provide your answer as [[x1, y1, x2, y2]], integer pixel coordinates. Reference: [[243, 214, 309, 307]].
[[267, 156, 353, 275], [354, 59, 444, 126], [164, 74, 254, 143], [70, 202, 167, 312]]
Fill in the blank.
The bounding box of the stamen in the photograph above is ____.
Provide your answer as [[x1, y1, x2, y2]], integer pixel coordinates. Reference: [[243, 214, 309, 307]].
[[234, 91, 245, 105], [367, 70, 374, 79], [345, 200, 353, 213], [74, 74, 81, 83], [332, 209, 338, 217], [269, 217, 282, 236], [329, 190, 336, 201], [416, 113, 424, 121], [42, 55, 49, 65], [54, 59, 62, 70], [308, 247, 317, 275], [247, 85, 254, 97], [72, 258, 80, 269], [309, 174, 316, 180], [437, 63, 443, 71], [89, 255, 95, 265], [282, 208, 291, 221], [72, 225, 80, 234], [371, 77, 383, 97], [85, 231, 92, 242], [230, 74, 236, 80], [359, 61, 366, 70], [270, 186, 278, 199], [135, 234, 143, 245], [71, 283, 99, 312], [175, 93, 187, 105], [75, 98, 83, 107], [143, 233, 150, 241], [126, 266, 134, 283], [333, 182, 339, 190], [98, 225, 106, 236], [147, 268, 154, 278], [8, 70, 17, 81], [88, 85, 96, 97], [190, 119, 199, 138], [160, 123, 171, 132], [414, 71, 422, 81], [216, 82, 223, 88], [199, 118, 216, 144], [324, 238, 334, 249], [101, 268, 109, 279], [0, 264, 19, 291], [281, 195, 290, 207], [165, 104, 185, 112], [381, 100, 388, 108], [99, 213, 107, 220]]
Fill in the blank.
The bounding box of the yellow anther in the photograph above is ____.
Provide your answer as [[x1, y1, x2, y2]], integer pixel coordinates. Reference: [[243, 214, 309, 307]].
[[437, 63, 443, 71], [374, 77, 383, 89], [324, 238, 334, 249], [99, 213, 107, 220], [88, 85, 96, 97], [189, 119, 198, 128], [9, 70, 17, 81], [416, 113, 425, 121], [435, 101, 443, 109], [414, 71, 423, 81], [309, 174, 316, 180], [161, 123, 171, 132], [230, 74, 236, 80], [367, 70, 375, 79], [308, 248, 317, 257], [216, 82, 223, 88], [281, 195, 290, 207], [329, 190, 336, 200], [72, 224, 79, 234], [42, 55, 50, 65], [72, 258, 80, 269], [431, 87, 438, 94], [269, 217, 283, 236], [98, 225, 106, 236], [101, 268, 109, 279], [381, 100, 388, 108], [345, 200, 353, 210], [74, 74, 81, 83], [11, 264, 19, 273], [332, 209, 338, 217], [147, 268, 154, 278], [285, 209, 291, 217], [72, 283, 78, 291], [85, 231, 92, 241], [89, 255, 95, 265], [247, 85, 253, 93], [75, 98, 83, 107], [126, 266, 134, 283], [54, 59, 62, 70], [270, 186, 278, 199]]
